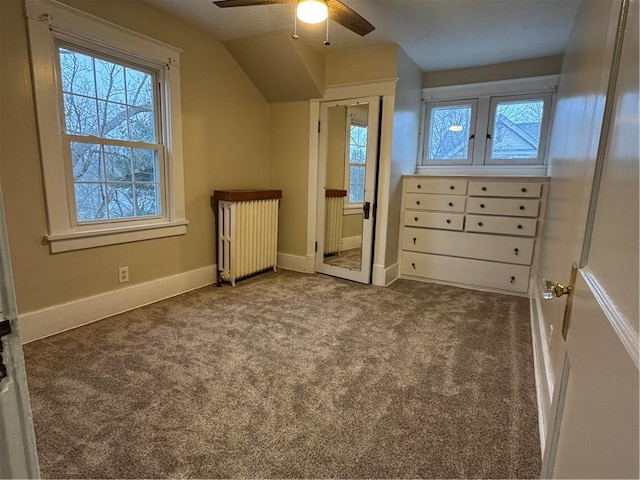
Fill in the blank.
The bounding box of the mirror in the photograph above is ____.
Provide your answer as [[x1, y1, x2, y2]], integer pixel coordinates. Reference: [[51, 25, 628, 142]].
[[322, 102, 369, 271]]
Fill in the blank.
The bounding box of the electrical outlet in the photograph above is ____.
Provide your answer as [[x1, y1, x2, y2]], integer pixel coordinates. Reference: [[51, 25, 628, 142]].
[[118, 266, 129, 284]]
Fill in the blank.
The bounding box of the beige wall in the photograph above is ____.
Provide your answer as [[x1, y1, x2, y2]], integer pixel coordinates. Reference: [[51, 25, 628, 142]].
[[0, 0, 270, 313], [326, 44, 399, 86], [342, 213, 362, 239], [423, 55, 563, 88], [384, 49, 423, 268], [268, 102, 310, 257]]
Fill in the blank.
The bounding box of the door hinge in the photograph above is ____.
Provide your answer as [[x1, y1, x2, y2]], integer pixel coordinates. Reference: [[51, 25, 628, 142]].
[[318, 121, 321, 133], [315, 241, 318, 253], [0, 319, 12, 381]]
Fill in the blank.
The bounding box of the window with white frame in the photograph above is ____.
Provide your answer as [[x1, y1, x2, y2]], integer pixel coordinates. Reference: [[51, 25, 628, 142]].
[[26, 0, 187, 253], [420, 80, 555, 169], [344, 106, 368, 210]]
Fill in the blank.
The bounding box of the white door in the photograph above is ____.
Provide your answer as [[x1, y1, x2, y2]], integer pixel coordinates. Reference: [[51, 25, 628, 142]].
[[316, 96, 380, 284], [0, 183, 40, 478], [538, 0, 639, 477]]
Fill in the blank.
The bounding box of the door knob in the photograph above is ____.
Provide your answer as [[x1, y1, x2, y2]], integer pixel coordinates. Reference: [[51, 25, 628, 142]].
[[541, 279, 572, 300]]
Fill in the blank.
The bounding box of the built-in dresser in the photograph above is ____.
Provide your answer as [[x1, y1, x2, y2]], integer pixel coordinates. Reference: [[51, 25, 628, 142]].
[[399, 176, 549, 295]]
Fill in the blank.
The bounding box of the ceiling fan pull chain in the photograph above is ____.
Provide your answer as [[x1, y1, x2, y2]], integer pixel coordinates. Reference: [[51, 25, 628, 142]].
[[324, 13, 330, 45], [292, 1, 299, 39]]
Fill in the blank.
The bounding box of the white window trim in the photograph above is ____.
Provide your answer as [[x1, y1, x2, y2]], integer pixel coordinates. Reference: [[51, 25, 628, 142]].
[[26, 0, 187, 253], [417, 75, 558, 176]]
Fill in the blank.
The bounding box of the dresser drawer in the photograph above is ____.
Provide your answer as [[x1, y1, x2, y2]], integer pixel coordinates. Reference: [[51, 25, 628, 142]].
[[402, 227, 535, 265], [404, 211, 464, 230], [466, 197, 540, 217], [406, 178, 467, 195], [466, 215, 537, 237], [468, 181, 543, 198], [405, 193, 466, 212], [401, 251, 531, 294]]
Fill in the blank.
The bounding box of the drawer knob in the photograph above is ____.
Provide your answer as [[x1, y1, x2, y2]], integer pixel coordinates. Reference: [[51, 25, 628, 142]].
[[413, 237, 417, 245], [514, 248, 519, 255], [481, 186, 487, 191], [449, 185, 455, 190], [417, 184, 422, 189], [522, 187, 528, 193], [519, 205, 525, 210], [480, 203, 485, 208], [416, 200, 421, 205], [478, 222, 483, 227], [446, 219, 451, 224], [517, 224, 523, 229], [510, 276, 516, 284], [411, 262, 416, 269], [414, 217, 419, 222], [448, 202, 453, 207]]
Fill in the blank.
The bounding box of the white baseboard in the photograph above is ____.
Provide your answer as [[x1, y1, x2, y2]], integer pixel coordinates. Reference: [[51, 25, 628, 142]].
[[530, 284, 555, 456], [277, 252, 308, 273], [384, 262, 399, 286], [18, 265, 217, 344], [340, 235, 362, 251]]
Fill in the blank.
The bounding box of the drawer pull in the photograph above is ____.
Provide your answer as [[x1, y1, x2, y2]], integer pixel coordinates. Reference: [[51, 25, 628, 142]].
[[481, 186, 487, 191], [514, 248, 519, 255], [517, 224, 523, 229], [416, 200, 421, 206], [449, 185, 455, 190], [448, 202, 454, 207], [478, 222, 483, 227], [411, 262, 416, 269], [519, 205, 525, 210], [414, 217, 419, 222], [446, 219, 451, 224], [521, 187, 528, 193], [480, 203, 485, 208], [417, 184, 422, 189], [413, 237, 417, 245], [510, 276, 516, 284]]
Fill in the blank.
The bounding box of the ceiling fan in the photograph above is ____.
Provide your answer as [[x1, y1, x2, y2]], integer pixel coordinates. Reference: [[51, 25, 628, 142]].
[[212, 0, 375, 37]]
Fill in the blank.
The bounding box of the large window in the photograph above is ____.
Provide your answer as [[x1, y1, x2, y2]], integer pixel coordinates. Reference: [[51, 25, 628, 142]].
[[420, 85, 554, 169], [27, 0, 186, 252]]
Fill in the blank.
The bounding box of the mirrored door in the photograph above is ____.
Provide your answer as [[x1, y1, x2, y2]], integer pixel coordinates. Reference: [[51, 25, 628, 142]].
[[316, 96, 379, 283]]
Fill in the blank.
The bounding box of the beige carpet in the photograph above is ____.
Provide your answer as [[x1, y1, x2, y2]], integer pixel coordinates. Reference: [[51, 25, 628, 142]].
[[24, 270, 541, 479]]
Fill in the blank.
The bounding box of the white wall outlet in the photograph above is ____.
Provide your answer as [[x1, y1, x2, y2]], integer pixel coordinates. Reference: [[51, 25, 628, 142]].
[[118, 266, 129, 284]]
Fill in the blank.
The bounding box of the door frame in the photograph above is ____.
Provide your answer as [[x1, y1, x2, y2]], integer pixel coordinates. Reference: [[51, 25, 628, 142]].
[[305, 80, 397, 285]]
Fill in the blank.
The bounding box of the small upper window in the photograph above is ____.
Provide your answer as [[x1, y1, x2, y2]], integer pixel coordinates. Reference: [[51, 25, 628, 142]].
[[421, 90, 553, 168], [344, 107, 368, 207]]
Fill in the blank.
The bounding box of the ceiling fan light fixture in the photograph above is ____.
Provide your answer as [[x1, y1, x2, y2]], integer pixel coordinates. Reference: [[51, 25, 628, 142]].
[[296, 0, 328, 24]]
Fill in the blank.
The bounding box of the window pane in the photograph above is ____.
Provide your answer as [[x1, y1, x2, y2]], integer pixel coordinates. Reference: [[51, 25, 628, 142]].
[[129, 107, 155, 143], [135, 184, 160, 216], [126, 68, 153, 107], [95, 58, 126, 103], [107, 184, 135, 219], [71, 142, 103, 182], [133, 149, 158, 182], [63, 94, 98, 136], [59, 48, 96, 97], [428, 105, 472, 160], [491, 99, 544, 159], [75, 183, 107, 222], [97, 100, 129, 140], [349, 166, 365, 203], [104, 145, 132, 182]]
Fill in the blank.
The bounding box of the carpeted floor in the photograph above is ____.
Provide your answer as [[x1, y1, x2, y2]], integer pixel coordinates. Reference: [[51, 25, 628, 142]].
[[23, 270, 541, 479], [324, 248, 362, 270]]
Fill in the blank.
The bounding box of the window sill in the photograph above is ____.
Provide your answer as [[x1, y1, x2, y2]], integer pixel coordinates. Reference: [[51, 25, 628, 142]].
[[415, 165, 548, 177], [46, 220, 189, 253]]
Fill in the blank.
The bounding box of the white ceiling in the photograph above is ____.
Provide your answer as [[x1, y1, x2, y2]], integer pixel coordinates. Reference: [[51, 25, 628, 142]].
[[148, 0, 581, 72]]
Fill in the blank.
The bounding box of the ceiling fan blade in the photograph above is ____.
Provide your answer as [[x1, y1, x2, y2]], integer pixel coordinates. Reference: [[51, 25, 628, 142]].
[[213, 0, 291, 8], [327, 0, 375, 36]]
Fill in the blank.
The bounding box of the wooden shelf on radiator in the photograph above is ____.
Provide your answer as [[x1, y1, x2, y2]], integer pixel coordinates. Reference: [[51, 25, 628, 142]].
[[212, 189, 282, 202]]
